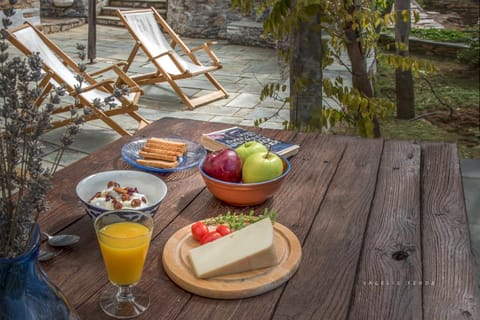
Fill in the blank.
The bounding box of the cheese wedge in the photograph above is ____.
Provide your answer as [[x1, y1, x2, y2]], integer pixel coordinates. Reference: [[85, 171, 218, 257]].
[[188, 218, 278, 279]]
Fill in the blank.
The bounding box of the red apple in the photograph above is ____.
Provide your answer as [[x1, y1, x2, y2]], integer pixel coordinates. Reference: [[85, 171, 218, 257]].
[[202, 149, 243, 182]]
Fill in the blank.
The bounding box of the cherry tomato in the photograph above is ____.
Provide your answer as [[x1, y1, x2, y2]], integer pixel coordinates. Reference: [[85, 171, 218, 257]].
[[215, 224, 232, 236], [200, 231, 222, 245], [191, 221, 209, 241]]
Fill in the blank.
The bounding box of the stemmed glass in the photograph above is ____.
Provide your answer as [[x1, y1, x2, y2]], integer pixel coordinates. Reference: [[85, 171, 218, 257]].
[[94, 210, 154, 319]]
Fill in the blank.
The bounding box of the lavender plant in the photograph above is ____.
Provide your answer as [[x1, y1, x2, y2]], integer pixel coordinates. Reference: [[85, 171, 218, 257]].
[[0, 7, 83, 258], [0, 7, 134, 258]]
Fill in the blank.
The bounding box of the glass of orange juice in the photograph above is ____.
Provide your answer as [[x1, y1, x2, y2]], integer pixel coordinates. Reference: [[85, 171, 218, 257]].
[[94, 210, 154, 319]]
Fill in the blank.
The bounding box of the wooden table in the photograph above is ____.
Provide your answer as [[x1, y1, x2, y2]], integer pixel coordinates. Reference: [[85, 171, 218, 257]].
[[40, 117, 480, 319]]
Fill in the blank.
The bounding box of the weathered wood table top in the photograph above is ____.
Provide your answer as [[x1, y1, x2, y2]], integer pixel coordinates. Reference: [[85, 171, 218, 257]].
[[40, 117, 480, 319]]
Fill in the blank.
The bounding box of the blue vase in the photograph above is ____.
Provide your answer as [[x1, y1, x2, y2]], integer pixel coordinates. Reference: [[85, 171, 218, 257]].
[[0, 224, 80, 319]]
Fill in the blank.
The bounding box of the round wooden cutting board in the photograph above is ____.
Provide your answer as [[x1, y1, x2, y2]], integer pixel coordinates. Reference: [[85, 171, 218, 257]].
[[162, 222, 302, 299]]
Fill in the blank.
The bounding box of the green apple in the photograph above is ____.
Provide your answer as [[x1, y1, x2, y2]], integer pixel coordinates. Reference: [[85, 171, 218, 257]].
[[235, 141, 268, 163], [242, 151, 284, 183]]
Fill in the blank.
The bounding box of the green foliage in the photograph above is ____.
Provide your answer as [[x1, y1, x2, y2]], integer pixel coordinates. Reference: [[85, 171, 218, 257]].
[[375, 0, 394, 10], [383, 27, 477, 46], [458, 36, 479, 67], [415, 0, 425, 6], [351, 55, 479, 158], [381, 26, 479, 67], [202, 208, 277, 231], [376, 54, 479, 113], [322, 77, 395, 138], [410, 28, 474, 43], [232, 0, 434, 138], [260, 82, 288, 101], [378, 53, 436, 75]]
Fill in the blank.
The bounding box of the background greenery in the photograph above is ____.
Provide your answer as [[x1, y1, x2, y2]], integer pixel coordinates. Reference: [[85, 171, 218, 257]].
[[410, 28, 477, 43], [330, 26, 479, 159], [375, 53, 479, 159]]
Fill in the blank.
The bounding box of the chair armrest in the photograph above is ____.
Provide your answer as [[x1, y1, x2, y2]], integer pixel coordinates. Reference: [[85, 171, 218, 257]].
[[190, 42, 221, 66], [190, 41, 217, 52], [110, 65, 143, 94], [89, 62, 128, 77], [73, 66, 142, 97], [70, 79, 116, 96], [150, 50, 187, 74], [149, 50, 172, 61]]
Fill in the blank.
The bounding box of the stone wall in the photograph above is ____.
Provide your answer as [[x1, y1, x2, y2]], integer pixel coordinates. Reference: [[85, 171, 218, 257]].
[[40, 0, 88, 18], [167, 0, 273, 47], [422, 0, 479, 25], [0, 0, 41, 27], [167, 0, 230, 38], [167, 0, 478, 47], [0, 0, 39, 10], [379, 33, 469, 58]]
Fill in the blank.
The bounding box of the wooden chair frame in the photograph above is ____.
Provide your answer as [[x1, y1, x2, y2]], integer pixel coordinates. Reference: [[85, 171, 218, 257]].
[[5, 22, 149, 136], [116, 8, 229, 109]]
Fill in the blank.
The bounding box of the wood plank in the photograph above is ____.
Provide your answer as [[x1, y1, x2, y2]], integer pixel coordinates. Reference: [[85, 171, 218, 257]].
[[350, 140, 423, 319], [189, 90, 226, 108], [40, 118, 221, 312], [40, 118, 226, 231], [37, 119, 480, 319], [421, 142, 480, 318], [162, 134, 349, 319], [71, 120, 301, 317], [273, 137, 384, 319]]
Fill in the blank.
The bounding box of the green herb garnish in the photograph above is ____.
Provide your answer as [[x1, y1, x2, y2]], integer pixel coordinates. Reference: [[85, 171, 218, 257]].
[[202, 208, 277, 231]]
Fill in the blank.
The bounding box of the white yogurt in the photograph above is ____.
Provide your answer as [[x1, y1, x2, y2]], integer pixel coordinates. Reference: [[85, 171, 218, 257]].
[[89, 184, 149, 210]]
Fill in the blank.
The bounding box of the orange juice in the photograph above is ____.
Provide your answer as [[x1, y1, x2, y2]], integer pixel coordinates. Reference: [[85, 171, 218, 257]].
[[98, 222, 152, 285]]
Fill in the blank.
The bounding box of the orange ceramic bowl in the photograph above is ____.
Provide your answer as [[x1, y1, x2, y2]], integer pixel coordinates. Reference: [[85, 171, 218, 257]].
[[199, 156, 291, 206]]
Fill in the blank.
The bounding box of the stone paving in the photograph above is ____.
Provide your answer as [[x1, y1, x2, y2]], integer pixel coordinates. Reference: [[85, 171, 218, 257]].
[[10, 23, 295, 173], [55, 24, 289, 128], [410, 0, 446, 29], [32, 23, 292, 168]]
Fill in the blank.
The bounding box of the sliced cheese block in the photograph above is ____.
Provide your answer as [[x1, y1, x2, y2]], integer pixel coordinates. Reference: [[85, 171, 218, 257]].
[[188, 218, 278, 279]]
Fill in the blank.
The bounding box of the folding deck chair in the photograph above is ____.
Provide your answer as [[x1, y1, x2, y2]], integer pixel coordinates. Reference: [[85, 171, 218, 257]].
[[5, 22, 149, 136], [116, 8, 229, 109]]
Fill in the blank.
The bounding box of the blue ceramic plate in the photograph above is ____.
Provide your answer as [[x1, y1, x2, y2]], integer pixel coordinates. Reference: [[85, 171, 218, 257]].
[[121, 138, 207, 173]]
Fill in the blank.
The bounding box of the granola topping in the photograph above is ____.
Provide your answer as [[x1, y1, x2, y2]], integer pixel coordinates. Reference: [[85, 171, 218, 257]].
[[89, 181, 148, 210]]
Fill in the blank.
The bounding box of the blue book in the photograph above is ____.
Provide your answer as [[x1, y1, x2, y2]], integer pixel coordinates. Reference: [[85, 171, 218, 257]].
[[200, 127, 299, 158]]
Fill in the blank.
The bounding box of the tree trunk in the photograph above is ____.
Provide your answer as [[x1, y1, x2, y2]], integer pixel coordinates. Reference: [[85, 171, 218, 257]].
[[395, 0, 415, 119], [344, 1, 381, 137], [289, 11, 324, 131]]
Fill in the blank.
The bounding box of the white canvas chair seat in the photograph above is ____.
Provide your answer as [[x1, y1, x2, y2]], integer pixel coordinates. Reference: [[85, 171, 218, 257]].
[[41, 74, 137, 107], [117, 8, 229, 109], [15, 28, 136, 107], [6, 23, 149, 136], [123, 12, 216, 77]]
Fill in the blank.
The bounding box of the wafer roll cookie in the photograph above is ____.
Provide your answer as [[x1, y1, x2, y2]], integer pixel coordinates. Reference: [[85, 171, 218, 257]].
[[144, 142, 185, 156], [141, 146, 180, 157], [139, 151, 178, 162], [146, 138, 187, 154], [136, 159, 179, 169], [149, 137, 186, 148]]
